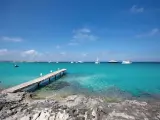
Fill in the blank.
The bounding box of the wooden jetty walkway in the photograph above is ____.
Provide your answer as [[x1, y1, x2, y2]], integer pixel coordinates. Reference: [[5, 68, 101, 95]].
[[2, 69, 67, 93]]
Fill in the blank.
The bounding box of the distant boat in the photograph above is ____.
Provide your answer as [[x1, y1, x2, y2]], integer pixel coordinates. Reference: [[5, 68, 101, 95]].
[[71, 61, 74, 63], [108, 60, 118, 63], [56, 61, 59, 63], [95, 58, 100, 64], [78, 61, 83, 63], [122, 60, 132, 64], [14, 64, 19, 68]]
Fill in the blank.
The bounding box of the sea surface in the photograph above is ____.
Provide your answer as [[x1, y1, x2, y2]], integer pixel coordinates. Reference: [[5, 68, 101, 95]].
[[0, 62, 160, 100]]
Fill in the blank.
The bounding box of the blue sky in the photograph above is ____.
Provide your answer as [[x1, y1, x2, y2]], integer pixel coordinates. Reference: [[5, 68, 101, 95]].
[[0, 0, 160, 61]]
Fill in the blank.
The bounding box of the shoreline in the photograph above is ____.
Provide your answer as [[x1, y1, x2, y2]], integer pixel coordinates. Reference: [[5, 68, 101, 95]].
[[0, 92, 160, 120]]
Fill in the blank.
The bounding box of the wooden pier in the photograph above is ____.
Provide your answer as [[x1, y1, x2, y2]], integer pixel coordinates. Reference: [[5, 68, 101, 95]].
[[2, 69, 67, 93]]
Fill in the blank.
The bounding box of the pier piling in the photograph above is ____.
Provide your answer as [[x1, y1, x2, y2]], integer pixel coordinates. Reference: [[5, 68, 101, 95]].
[[49, 78, 51, 83]]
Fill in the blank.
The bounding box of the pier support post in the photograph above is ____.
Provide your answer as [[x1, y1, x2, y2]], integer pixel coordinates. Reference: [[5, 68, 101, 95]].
[[60, 72, 62, 77], [63, 71, 65, 75], [49, 78, 51, 83], [38, 82, 40, 87]]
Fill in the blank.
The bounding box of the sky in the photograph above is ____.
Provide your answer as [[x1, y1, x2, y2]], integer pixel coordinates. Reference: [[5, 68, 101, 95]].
[[0, 0, 160, 61]]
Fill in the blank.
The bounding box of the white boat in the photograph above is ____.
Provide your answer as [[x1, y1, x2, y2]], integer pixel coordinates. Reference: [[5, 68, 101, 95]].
[[108, 60, 118, 63], [56, 61, 59, 63], [71, 61, 74, 63], [122, 60, 132, 64], [78, 61, 83, 63], [95, 58, 100, 64], [14, 64, 19, 67]]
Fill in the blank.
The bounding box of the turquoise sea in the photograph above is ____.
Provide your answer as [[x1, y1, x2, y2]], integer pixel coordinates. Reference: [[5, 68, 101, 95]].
[[0, 62, 160, 100]]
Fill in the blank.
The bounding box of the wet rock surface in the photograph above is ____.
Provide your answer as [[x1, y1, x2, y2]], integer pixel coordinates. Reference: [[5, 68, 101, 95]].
[[0, 92, 160, 120]]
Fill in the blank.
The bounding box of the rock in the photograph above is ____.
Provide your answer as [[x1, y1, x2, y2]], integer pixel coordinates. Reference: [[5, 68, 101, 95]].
[[6, 110, 12, 114], [20, 115, 31, 120], [56, 110, 69, 120], [77, 116, 85, 120], [32, 112, 40, 120], [37, 111, 50, 120], [92, 109, 98, 120], [124, 100, 147, 107], [0, 92, 25, 103], [0, 104, 4, 110], [49, 114, 55, 120], [62, 105, 67, 110], [86, 98, 100, 108], [61, 95, 86, 107], [78, 108, 87, 115], [0, 92, 160, 120], [107, 111, 135, 120]]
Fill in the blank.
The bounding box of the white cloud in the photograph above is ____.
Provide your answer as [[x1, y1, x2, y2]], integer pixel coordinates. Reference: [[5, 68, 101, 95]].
[[22, 50, 39, 57], [82, 53, 88, 57], [68, 42, 79, 46], [150, 28, 159, 36], [21, 49, 43, 61], [1, 36, 23, 42], [136, 28, 159, 38], [0, 49, 8, 55], [73, 33, 97, 41], [60, 52, 66, 56], [56, 45, 60, 49], [73, 28, 91, 33], [69, 28, 98, 45], [130, 5, 144, 13], [0, 49, 45, 61]]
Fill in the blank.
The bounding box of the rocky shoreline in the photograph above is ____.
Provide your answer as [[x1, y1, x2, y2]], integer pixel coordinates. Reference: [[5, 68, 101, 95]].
[[0, 92, 160, 120]]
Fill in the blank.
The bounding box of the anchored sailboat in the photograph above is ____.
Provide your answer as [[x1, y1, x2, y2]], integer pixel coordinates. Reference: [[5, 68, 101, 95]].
[[95, 57, 100, 64]]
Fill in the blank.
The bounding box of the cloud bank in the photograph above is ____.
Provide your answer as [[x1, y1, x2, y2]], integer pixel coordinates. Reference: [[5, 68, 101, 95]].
[[1, 36, 23, 42], [68, 28, 98, 46], [130, 5, 144, 13], [136, 28, 159, 38]]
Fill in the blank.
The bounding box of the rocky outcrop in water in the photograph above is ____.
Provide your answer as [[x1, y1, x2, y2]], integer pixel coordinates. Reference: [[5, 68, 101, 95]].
[[0, 92, 160, 120]]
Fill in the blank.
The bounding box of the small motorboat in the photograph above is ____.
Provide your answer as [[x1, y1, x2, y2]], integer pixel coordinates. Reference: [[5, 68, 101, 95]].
[[122, 60, 132, 64], [14, 65, 19, 67], [108, 60, 118, 63], [78, 61, 83, 63]]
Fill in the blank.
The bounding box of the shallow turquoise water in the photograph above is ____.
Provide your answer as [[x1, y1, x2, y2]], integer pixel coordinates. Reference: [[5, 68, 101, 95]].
[[0, 62, 160, 98]]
